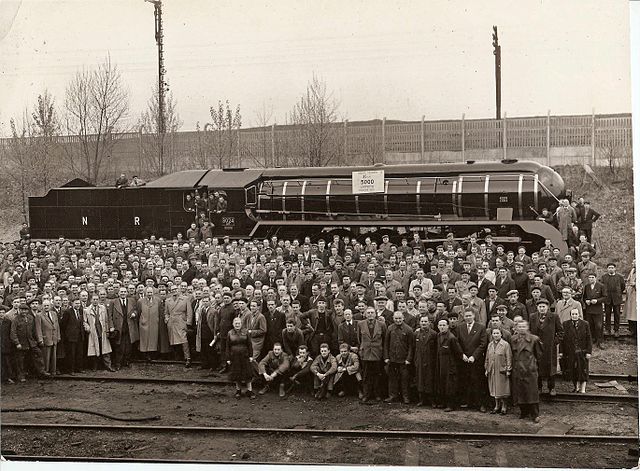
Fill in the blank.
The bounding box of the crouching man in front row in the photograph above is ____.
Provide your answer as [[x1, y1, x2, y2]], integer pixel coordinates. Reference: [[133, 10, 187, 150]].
[[286, 344, 313, 394], [333, 342, 362, 398], [258, 342, 290, 397], [310, 343, 337, 400]]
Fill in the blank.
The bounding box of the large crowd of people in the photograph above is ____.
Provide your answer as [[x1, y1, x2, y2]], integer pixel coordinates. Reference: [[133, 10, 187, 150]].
[[0, 209, 636, 423]]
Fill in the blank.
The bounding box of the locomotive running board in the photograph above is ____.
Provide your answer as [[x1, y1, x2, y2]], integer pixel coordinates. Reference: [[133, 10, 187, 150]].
[[247, 219, 567, 252]]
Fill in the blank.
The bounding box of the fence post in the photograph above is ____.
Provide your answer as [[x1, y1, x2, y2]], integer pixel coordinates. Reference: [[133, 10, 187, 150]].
[[344, 120, 348, 162], [461, 113, 465, 162], [546, 110, 551, 166], [421, 115, 425, 161], [502, 112, 507, 160], [271, 123, 276, 167], [591, 108, 596, 166], [381, 117, 386, 164]]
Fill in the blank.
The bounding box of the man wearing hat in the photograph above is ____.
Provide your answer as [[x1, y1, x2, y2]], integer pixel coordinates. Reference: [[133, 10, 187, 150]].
[[374, 296, 394, 326], [506, 289, 527, 322], [577, 252, 598, 283], [529, 298, 563, 396]]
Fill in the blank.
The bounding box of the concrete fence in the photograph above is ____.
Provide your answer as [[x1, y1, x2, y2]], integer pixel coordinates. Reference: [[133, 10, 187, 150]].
[[0, 111, 632, 182]]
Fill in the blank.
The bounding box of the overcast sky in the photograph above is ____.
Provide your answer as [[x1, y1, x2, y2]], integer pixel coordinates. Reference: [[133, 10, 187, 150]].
[[0, 0, 633, 135]]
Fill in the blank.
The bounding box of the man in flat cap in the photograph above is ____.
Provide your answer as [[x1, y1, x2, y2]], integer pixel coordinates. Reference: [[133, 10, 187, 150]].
[[506, 289, 527, 322], [529, 298, 563, 396]]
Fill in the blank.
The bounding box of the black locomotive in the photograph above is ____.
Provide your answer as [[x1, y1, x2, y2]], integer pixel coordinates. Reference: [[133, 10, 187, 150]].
[[28, 160, 568, 252]]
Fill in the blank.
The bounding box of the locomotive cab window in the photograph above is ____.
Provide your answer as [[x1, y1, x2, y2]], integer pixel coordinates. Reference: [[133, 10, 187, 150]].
[[245, 185, 257, 206]]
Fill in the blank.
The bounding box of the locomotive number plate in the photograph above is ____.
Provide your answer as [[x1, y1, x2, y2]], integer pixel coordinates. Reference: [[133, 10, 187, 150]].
[[222, 216, 235, 229]]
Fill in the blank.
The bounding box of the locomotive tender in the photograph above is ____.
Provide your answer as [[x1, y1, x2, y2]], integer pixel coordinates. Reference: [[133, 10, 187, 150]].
[[28, 159, 568, 252]]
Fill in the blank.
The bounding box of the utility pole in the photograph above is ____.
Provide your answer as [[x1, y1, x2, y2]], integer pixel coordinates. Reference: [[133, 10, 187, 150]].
[[492, 25, 501, 120], [145, 0, 167, 173]]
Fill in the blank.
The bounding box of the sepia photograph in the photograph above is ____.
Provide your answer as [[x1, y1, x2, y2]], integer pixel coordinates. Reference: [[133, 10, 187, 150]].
[[0, 0, 638, 468]]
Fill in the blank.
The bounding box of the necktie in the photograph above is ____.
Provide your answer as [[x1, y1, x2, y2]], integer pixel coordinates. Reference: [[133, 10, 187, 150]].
[[75, 309, 79, 321], [48, 312, 53, 322], [468, 324, 472, 334]]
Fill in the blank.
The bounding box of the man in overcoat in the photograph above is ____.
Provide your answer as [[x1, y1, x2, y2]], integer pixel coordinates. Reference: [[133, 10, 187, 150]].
[[164, 284, 193, 366], [529, 298, 563, 395], [555, 287, 583, 323], [137, 286, 161, 359], [511, 320, 543, 422], [413, 315, 438, 406], [383, 311, 415, 404], [11, 303, 49, 381]]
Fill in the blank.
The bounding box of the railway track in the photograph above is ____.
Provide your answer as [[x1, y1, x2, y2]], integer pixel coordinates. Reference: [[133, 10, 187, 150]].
[[44, 373, 639, 404], [2, 422, 636, 466], [3, 422, 637, 443]]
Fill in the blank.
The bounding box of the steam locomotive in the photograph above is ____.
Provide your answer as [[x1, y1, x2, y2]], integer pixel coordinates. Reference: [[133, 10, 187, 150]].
[[28, 159, 568, 252]]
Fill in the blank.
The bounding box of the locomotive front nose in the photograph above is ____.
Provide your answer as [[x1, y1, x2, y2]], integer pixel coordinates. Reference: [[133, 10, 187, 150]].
[[537, 165, 566, 200]]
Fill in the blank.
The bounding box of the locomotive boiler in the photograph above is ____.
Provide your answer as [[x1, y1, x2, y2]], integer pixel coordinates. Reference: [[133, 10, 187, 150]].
[[28, 159, 568, 252]]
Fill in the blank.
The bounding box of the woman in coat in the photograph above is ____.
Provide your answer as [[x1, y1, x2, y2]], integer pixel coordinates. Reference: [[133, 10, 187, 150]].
[[626, 261, 636, 338], [559, 308, 592, 393], [414, 315, 438, 407], [485, 328, 512, 414], [511, 320, 543, 422], [435, 318, 463, 412], [226, 316, 256, 399]]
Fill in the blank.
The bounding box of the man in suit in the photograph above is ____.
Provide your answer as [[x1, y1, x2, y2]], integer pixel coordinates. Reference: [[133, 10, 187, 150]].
[[337, 309, 359, 352], [600, 263, 626, 337], [358, 306, 387, 403], [555, 287, 583, 324], [494, 267, 516, 300], [109, 287, 138, 369], [61, 298, 85, 373], [583, 273, 607, 348], [484, 286, 504, 321], [580, 201, 600, 242], [36, 299, 61, 375], [456, 309, 489, 411]]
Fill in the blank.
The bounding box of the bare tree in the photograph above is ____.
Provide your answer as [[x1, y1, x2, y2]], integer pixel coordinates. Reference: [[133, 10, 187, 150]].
[[63, 56, 130, 184], [6, 114, 37, 217], [205, 100, 242, 169], [138, 84, 183, 177], [31, 90, 61, 191], [288, 74, 342, 167], [243, 102, 274, 167]]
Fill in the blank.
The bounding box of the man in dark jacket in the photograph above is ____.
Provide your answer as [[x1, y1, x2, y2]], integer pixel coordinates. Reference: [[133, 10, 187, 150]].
[[258, 342, 290, 397], [583, 273, 607, 348], [61, 298, 86, 373], [456, 309, 489, 411], [383, 311, 415, 404], [600, 263, 626, 337], [10, 303, 49, 381]]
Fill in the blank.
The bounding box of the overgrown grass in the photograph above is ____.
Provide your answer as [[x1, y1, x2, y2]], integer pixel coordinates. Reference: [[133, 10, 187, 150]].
[[556, 165, 635, 274]]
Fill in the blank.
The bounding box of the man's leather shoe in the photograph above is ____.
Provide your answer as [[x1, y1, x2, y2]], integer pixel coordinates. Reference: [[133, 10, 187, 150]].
[[107, 366, 116, 372], [383, 396, 398, 403]]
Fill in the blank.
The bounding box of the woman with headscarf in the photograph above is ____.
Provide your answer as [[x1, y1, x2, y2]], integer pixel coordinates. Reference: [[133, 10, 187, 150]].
[[226, 316, 256, 398]]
